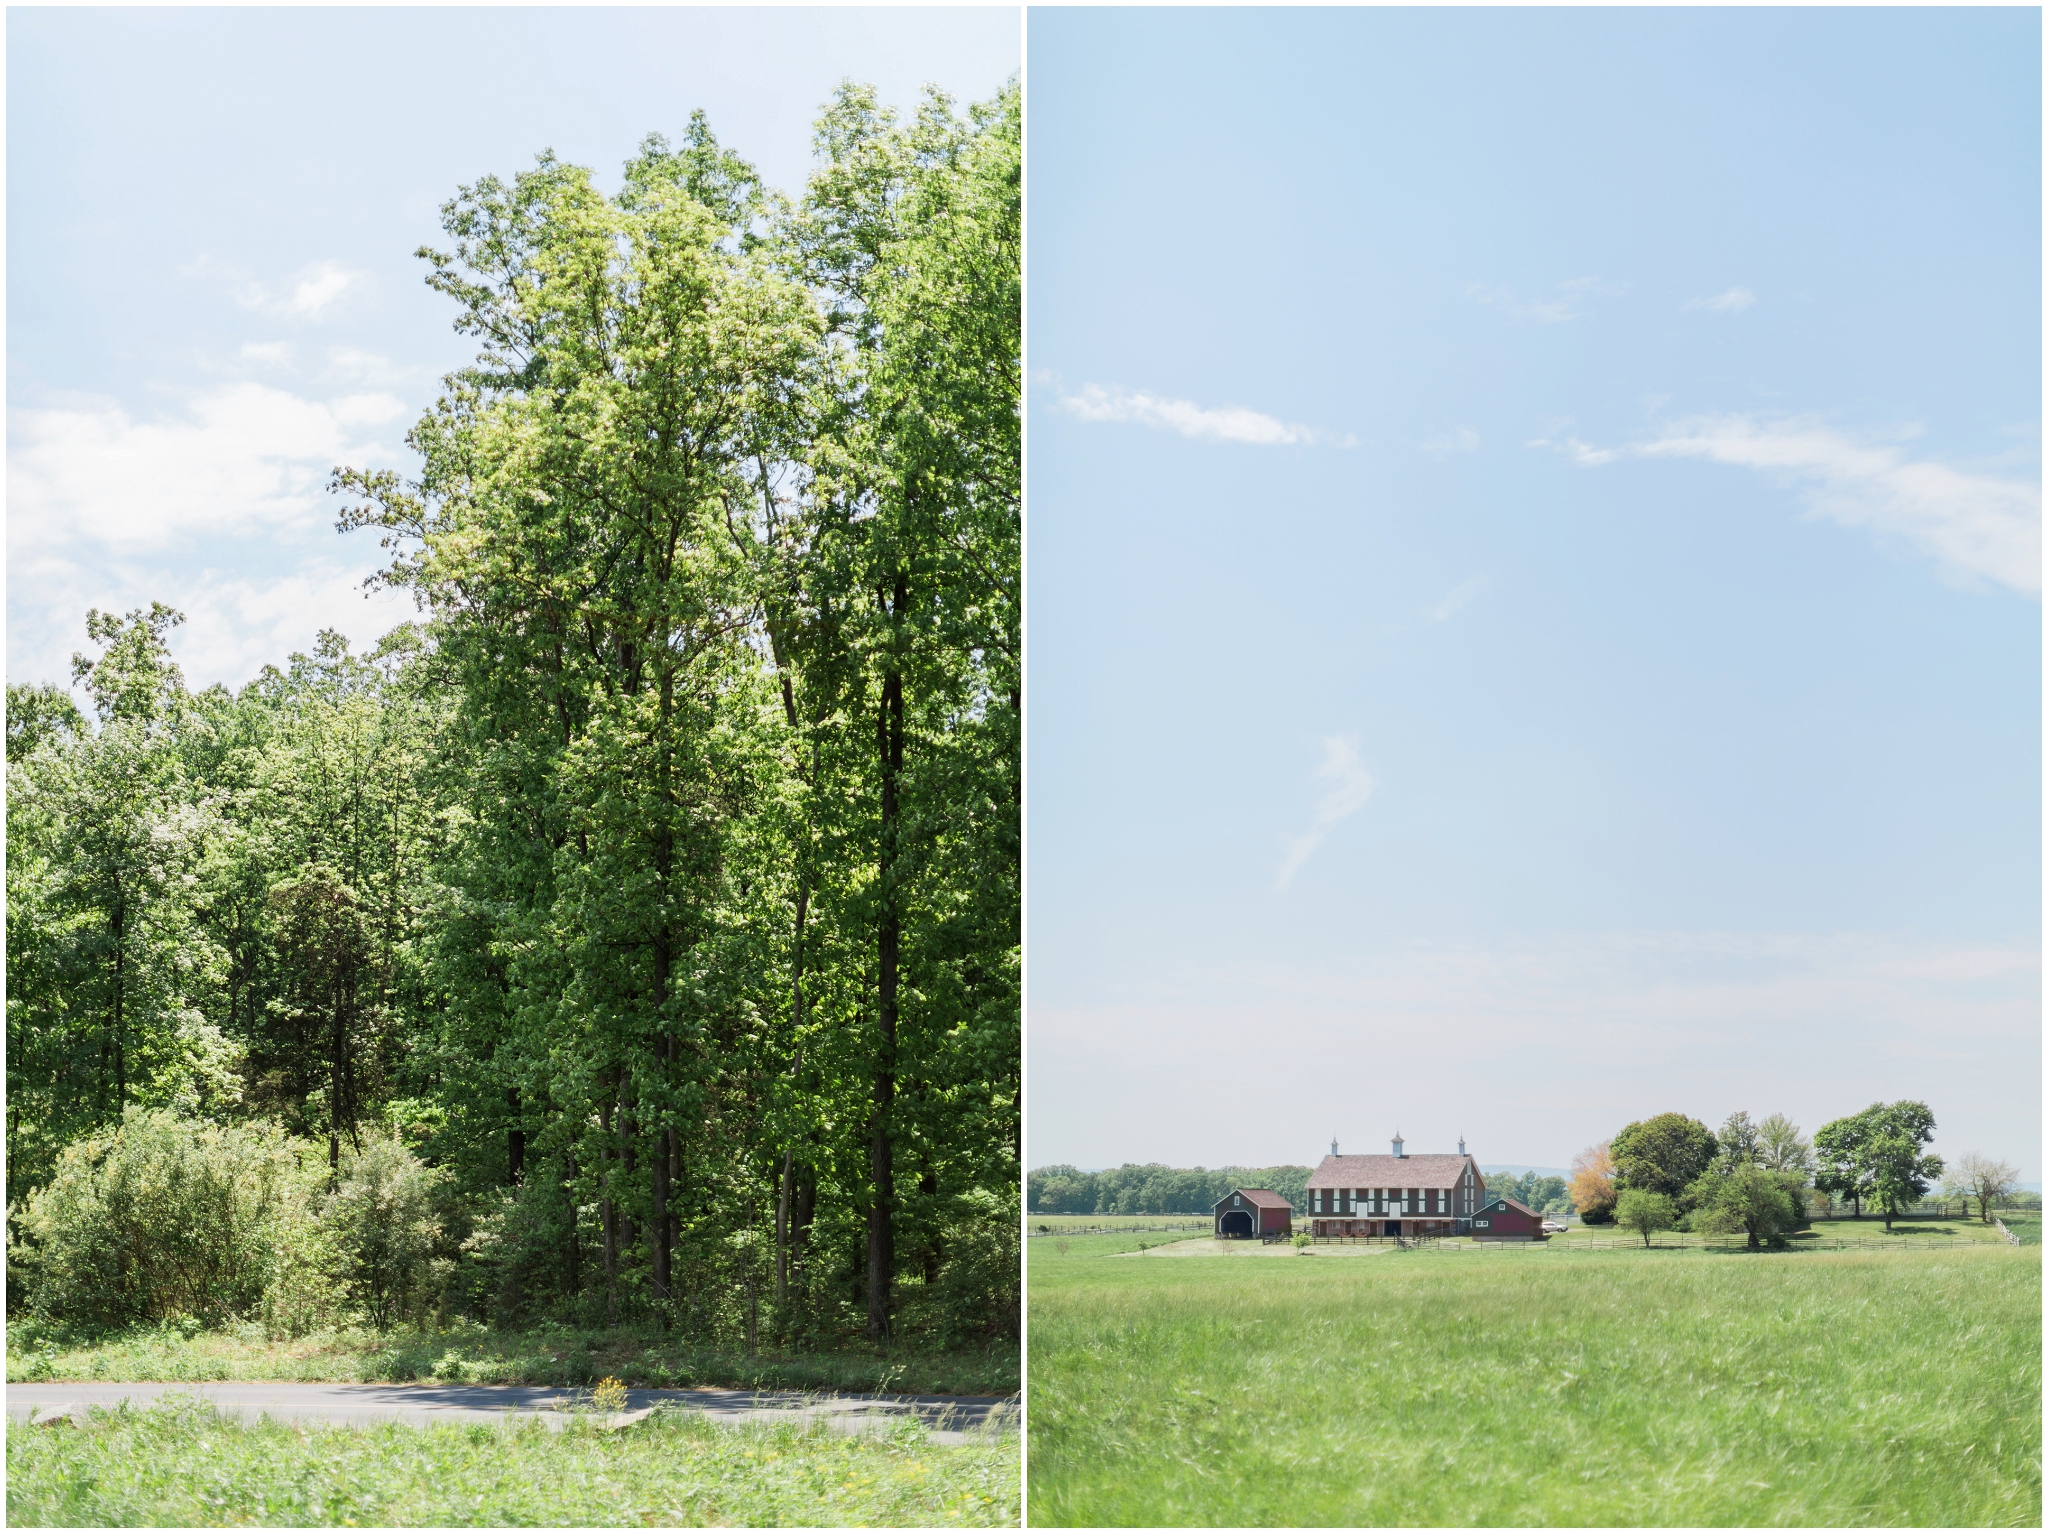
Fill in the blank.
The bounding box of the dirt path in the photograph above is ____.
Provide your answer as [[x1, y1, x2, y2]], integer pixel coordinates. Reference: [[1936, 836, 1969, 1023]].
[[4, 1381, 1017, 1444]]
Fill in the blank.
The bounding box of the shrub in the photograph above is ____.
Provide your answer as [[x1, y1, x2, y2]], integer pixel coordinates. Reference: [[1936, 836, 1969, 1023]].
[[8, 1107, 322, 1329], [930, 1186, 1019, 1345], [327, 1132, 449, 1329]]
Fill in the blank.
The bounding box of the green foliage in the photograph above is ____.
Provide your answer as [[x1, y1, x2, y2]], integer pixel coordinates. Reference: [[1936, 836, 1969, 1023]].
[[1687, 1163, 1801, 1249], [328, 1133, 451, 1328], [1814, 1101, 1942, 1227], [8, 1108, 322, 1330], [1610, 1113, 1717, 1206], [1484, 1170, 1572, 1214], [1028, 1239, 2041, 1526], [1614, 1189, 1678, 1246], [1028, 1163, 1312, 1215], [6, 1398, 1020, 1528], [7, 86, 1019, 1359]]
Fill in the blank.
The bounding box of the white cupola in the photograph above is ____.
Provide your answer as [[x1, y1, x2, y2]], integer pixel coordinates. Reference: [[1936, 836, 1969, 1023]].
[[1391, 1131, 1405, 1158]]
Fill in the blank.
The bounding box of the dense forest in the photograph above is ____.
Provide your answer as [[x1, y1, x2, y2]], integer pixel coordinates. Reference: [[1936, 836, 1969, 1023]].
[[7, 83, 1019, 1353]]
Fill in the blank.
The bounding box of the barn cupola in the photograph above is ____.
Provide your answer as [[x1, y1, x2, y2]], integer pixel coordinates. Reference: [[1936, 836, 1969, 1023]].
[[1330, 1136, 1339, 1156], [1392, 1131, 1405, 1158], [1458, 1135, 1467, 1157]]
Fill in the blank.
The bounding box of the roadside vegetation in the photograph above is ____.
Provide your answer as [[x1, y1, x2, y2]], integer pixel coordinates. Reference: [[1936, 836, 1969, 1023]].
[[7, 1397, 1019, 1528], [1028, 1236, 2039, 1526], [5, 1318, 1016, 1397]]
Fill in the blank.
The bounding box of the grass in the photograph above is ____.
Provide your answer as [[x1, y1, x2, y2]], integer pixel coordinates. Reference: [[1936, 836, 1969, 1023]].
[[1029, 1215, 1215, 1233], [4, 1320, 1016, 1398], [1029, 1233, 2040, 1526], [6, 1395, 1018, 1527]]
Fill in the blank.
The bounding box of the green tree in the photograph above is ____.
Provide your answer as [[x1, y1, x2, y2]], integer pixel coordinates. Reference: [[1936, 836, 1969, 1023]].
[[1610, 1113, 1716, 1206], [1815, 1101, 1938, 1224], [1756, 1113, 1814, 1176], [1614, 1188, 1677, 1247], [1688, 1163, 1799, 1249]]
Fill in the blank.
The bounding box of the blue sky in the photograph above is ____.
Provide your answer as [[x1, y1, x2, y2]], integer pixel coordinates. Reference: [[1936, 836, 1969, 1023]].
[[8, 6, 1019, 691], [1026, 8, 2041, 1179]]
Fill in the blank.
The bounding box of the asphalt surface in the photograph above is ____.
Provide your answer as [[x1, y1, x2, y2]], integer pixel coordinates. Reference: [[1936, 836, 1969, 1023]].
[[5, 1382, 1018, 1445]]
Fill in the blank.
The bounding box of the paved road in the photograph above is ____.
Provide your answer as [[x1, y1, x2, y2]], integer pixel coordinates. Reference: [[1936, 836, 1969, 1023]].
[[5, 1382, 1018, 1445]]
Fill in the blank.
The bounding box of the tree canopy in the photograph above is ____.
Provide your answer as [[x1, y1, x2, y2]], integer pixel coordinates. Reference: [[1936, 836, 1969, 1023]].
[[7, 83, 1019, 1352]]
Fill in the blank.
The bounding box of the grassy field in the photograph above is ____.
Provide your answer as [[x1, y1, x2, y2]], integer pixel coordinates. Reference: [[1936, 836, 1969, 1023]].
[[1030, 1215, 1216, 1233], [4, 1321, 1016, 1398], [6, 1396, 1018, 1527], [1028, 1233, 2040, 1526]]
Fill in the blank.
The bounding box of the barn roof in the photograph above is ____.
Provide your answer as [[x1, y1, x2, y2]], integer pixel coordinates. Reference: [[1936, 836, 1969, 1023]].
[[1215, 1187, 1292, 1210], [1481, 1196, 1542, 1217], [1305, 1154, 1478, 1190]]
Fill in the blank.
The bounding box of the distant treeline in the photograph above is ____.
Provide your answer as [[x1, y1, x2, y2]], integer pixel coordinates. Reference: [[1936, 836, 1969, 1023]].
[[1029, 1165, 1312, 1217], [1029, 1162, 1576, 1220]]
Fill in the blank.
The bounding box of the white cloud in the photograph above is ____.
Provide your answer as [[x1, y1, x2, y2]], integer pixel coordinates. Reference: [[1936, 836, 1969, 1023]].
[[1055, 383, 1354, 447], [9, 383, 410, 556], [1425, 576, 1487, 623], [1469, 276, 1628, 324], [8, 551, 421, 694], [1685, 287, 1756, 313], [1277, 736, 1376, 888], [1544, 415, 2041, 595], [238, 341, 294, 366], [1422, 426, 1481, 457], [284, 261, 365, 319], [184, 256, 370, 321]]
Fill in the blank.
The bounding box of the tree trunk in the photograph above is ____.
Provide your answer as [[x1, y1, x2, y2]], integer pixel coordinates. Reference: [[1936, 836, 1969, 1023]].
[[508, 1087, 525, 1185], [600, 1082, 619, 1326], [867, 573, 907, 1341]]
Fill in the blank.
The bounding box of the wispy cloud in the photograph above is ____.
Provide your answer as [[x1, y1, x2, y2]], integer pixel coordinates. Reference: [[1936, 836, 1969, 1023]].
[[1277, 736, 1376, 888], [1469, 276, 1628, 324], [1421, 426, 1481, 457], [1055, 383, 1354, 447], [1533, 415, 2041, 594], [1684, 287, 1756, 313], [185, 256, 371, 321], [1425, 576, 1488, 623]]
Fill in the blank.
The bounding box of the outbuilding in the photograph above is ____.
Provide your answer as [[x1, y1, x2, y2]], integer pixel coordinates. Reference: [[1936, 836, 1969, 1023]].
[[1470, 1196, 1548, 1241], [1214, 1188, 1293, 1239]]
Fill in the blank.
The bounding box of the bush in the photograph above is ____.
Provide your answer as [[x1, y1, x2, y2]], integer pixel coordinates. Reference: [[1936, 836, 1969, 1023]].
[[8, 1107, 322, 1329], [328, 1132, 450, 1329], [929, 1187, 1019, 1346]]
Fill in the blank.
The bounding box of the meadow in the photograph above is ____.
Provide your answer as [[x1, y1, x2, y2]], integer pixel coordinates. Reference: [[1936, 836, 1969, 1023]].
[[6, 1396, 1018, 1527], [4, 1320, 1016, 1398], [1029, 1215, 1215, 1233], [1027, 1233, 2041, 1526]]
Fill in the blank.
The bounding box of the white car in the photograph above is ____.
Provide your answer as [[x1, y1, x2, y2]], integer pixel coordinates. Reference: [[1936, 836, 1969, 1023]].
[[1541, 1219, 1569, 1234]]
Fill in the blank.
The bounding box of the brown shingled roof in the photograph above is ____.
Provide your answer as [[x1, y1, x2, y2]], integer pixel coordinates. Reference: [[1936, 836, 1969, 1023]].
[[1304, 1154, 1479, 1190], [1214, 1188, 1292, 1211]]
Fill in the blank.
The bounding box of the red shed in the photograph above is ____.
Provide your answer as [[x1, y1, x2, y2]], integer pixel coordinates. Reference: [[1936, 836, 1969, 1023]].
[[1214, 1188, 1293, 1239], [1470, 1196, 1548, 1241]]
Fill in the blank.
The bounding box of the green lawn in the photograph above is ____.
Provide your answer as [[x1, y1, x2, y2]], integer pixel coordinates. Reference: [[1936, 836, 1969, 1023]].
[[1028, 1236, 2040, 1526], [4, 1321, 1015, 1398], [6, 1396, 1019, 1527]]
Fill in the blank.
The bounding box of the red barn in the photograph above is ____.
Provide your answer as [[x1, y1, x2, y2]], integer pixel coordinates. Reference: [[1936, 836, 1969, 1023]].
[[1470, 1196, 1548, 1241], [1214, 1188, 1292, 1239]]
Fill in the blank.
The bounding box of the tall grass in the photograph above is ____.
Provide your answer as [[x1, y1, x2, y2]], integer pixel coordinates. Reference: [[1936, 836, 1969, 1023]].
[[6, 1397, 1019, 1527], [1028, 1240, 2040, 1526]]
